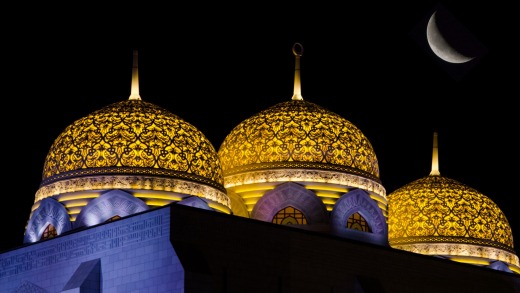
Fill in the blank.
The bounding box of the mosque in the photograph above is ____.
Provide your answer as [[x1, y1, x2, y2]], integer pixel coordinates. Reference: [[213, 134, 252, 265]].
[[1, 45, 519, 292]]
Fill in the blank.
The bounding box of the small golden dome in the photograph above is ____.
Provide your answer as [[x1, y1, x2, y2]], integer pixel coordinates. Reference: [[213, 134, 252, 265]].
[[388, 175, 514, 250], [40, 99, 225, 193], [388, 132, 518, 268], [218, 99, 380, 182]]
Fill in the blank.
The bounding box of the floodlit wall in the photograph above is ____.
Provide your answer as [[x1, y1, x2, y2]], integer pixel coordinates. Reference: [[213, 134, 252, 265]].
[[0, 207, 183, 293]]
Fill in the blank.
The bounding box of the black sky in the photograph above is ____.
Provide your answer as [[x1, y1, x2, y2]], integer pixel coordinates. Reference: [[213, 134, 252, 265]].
[[3, 2, 517, 252]]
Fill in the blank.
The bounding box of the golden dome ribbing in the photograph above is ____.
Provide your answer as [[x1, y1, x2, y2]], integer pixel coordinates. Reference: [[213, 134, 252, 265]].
[[39, 99, 226, 195], [218, 99, 380, 182], [387, 132, 519, 269], [388, 175, 514, 250]]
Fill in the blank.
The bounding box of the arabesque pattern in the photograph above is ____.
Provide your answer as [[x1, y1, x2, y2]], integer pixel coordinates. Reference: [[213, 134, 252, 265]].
[[218, 100, 379, 181], [388, 175, 514, 251], [41, 100, 224, 189]]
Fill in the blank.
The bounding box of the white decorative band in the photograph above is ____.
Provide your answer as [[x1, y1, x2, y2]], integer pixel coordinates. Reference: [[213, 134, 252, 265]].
[[393, 243, 520, 267], [224, 168, 386, 199], [35, 175, 231, 208]]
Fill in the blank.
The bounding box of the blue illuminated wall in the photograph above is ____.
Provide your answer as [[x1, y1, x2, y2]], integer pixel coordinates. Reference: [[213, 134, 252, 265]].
[[0, 207, 183, 292], [2, 203, 520, 292]]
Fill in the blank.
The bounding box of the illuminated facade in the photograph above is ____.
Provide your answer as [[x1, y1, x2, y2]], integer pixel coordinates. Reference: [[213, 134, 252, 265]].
[[1, 46, 519, 292]]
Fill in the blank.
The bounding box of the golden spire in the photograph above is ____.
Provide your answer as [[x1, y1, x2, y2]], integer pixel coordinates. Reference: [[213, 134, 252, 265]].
[[430, 132, 440, 176], [129, 49, 142, 101], [291, 43, 304, 101]]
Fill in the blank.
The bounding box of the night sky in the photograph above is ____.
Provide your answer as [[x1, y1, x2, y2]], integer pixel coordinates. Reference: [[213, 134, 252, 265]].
[[3, 2, 517, 253]]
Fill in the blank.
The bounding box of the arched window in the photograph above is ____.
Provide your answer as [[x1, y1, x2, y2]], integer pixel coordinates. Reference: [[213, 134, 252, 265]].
[[347, 212, 371, 232], [41, 224, 57, 240], [272, 206, 307, 225]]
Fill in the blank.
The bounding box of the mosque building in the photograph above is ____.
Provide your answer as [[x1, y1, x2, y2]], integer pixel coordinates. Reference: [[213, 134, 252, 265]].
[[1, 46, 519, 292]]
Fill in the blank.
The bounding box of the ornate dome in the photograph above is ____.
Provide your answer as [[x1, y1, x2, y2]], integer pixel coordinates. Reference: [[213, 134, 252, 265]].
[[24, 50, 230, 245], [388, 175, 514, 249], [218, 99, 380, 182], [40, 99, 224, 189], [34, 51, 229, 210], [218, 43, 386, 218], [387, 132, 519, 270]]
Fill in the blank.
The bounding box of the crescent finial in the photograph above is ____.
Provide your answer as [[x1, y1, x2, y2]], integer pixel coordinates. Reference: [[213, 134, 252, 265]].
[[292, 43, 304, 57]]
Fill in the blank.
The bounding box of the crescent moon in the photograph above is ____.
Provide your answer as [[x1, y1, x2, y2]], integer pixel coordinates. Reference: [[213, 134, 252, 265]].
[[426, 11, 474, 64]]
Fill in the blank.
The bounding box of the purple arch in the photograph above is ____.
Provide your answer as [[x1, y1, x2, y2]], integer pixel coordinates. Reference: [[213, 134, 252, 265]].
[[74, 190, 149, 229], [251, 182, 329, 224], [24, 198, 71, 243], [331, 189, 388, 245]]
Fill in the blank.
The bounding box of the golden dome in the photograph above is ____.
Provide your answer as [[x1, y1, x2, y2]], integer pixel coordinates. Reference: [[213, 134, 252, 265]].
[[30, 50, 230, 226], [40, 99, 225, 192], [388, 132, 519, 269], [218, 99, 380, 182], [388, 175, 514, 249], [217, 44, 385, 216]]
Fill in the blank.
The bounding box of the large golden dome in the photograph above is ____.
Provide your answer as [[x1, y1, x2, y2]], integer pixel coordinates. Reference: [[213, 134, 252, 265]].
[[387, 133, 519, 270], [218, 44, 385, 218], [218, 99, 380, 182], [34, 50, 229, 212], [24, 50, 230, 245], [40, 99, 224, 190]]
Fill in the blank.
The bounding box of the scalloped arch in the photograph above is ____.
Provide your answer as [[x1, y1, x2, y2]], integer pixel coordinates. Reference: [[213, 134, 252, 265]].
[[74, 190, 149, 228], [488, 261, 513, 273], [331, 189, 388, 245], [177, 196, 212, 210], [24, 198, 71, 243], [251, 182, 328, 224]]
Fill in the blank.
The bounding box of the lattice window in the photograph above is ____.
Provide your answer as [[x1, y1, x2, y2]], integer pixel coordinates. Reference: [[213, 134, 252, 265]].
[[272, 206, 307, 225], [41, 224, 57, 240], [347, 212, 371, 232]]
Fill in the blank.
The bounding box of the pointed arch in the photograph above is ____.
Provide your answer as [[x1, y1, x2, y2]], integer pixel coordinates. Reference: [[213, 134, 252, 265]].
[[251, 182, 328, 225], [331, 189, 388, 245], [13, 280, 48, 293], [272, 206, 308, 225], [23, 198, 71, 244], [73, 190, 148, 229], [227, 190, 249, 218], [177, 196, 213, 210], [41, 224, 58, 240], [488, 261, 513, 273], [347, 212, 371, 232]]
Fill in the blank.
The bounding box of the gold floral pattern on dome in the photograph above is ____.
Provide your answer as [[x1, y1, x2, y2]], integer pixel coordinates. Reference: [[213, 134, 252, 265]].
[[41, 100, 225, 191], [388, 175, 514, 252], [218, 100, 380, 182]]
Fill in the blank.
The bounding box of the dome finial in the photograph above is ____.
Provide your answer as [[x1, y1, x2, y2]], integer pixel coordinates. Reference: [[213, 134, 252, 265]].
[[129, 49, 142, 101], [430, 132, 440, 175], [291, 43, 304, 101]]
